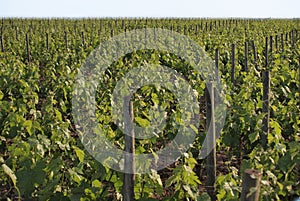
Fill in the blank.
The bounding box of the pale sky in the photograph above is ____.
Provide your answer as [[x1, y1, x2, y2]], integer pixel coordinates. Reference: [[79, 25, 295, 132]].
[[0, 0, 299, 18]]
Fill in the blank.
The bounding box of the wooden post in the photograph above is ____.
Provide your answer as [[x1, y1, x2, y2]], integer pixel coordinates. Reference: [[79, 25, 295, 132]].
[[1, 18, 4, 32], [240, 169, 262, 201], [0, 34, 4, 52], [81, 31, 85, 47], [215, 48, 219, 77], [64, 31, 68, 50], [205, 49, 218, 201], [231, 44, 236, 84], [98, 28, 102, 41], [111, 29, 114, 37], [124, 28, 127, 38], [122, 20, 125, 30], [275, 35, 278, 51], [46, 32, 49, 51], [244, 42, 248, 72], [281, 33, 284, 52], [262, 37, 270, 149], [251, 40, 257, 68], [26, 33, 30, 63], [15, 27, 19, 41], [206, 82, 216, 201], [123, 96, 135, 201], [269, 36, 273, 54]]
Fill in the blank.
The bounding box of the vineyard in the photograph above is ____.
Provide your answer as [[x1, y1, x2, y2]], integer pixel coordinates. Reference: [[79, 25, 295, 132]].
[[0, 18, 299, 201]]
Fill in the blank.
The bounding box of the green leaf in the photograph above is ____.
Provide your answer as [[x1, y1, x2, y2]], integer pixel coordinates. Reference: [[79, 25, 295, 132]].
[[0, 90, 3, 100], [183, 184, 196, 199], [270, 120, 282, 136], [92, 179, 102, 188], [73, 146, 85, 163], [135, 116, 150, 127], [2, 164, 17, 186], [23, 120, 33, 135], [149, 169, 163, 186], [55, 109, 63, 122], [249, 132, 259, 143], [68, 169, 84, 184]]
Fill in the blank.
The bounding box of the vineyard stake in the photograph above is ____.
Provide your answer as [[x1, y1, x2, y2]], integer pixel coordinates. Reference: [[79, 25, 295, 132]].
[[291, 30, 294, 47], [46, 32, 49, 51], [15, 27, 19, 41], [0, 34, 4, 52], [275, 35, 278, 51], [26, 33, 30, 63], [262, 37, 270, 149], [244, 42, 248, 72], [269, 36, 273, 54], [206, 82, 216, 201], [123, 97, 135, 201], [98, 29, 101, 41], [206, 48, 218, 201], [81, 31, 85, 47], [281, 33, 284, 52], [64, 31, 68, 50], [240, 169, 262, 201]]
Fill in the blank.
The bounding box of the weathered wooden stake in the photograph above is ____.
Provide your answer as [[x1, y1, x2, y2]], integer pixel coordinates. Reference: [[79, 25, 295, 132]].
[[15, 27, 19, 41], [275, 35, 278, 51], [123, 96, 135, 201], [206, 81, 216, 201], [269, 36, 273, 54], [64, 31, 68, 50], [0, 34, 4, 52], [241, 169, 262, 201], [244, 42, 248, 72], [26, 33, 30, 63], [97, 29, 101, 41], [206, 49, 218, 201], [46, 32, 49, 51], [111, 29, 114, 37], [291, 30, 294, 47], [251, 40, 257, 68], [262, 37, 270, 149], [122, 20, 125, 30], [81, 31, 85, 47], [281, 33, 284, 52]]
